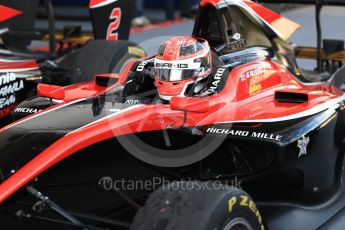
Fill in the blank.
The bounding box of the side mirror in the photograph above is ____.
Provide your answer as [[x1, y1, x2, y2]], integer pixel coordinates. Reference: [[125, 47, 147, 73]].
[[37, 83, 65, 100], [170, 97, 209, 113]]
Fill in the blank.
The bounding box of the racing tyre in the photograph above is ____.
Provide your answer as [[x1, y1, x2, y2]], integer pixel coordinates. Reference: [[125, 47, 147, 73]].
[[131, 181, 265, 230], [59, 40, 145, 84]]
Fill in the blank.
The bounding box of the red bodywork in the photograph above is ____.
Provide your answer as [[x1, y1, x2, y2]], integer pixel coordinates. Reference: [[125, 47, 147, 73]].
[[0, 56, 343, 203], [0, 59, 38, 73], [89, 0, 119, 8], [0, 5, 22, 22]]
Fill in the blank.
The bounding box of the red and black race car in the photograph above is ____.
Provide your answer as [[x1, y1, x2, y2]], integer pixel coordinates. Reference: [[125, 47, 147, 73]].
[[1, 0, 345, 229], [0, 0, 145, 125]]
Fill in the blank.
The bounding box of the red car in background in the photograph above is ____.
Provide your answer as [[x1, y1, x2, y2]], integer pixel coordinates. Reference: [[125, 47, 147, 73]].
[[0, 0, 144, 125]]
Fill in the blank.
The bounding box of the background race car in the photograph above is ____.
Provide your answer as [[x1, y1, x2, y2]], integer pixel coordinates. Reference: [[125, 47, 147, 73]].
[[0, 0, 144, 126]]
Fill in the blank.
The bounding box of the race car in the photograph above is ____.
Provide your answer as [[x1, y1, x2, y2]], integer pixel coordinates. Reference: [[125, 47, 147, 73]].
[[1, 0, 345, 229], [0, 0, 144, 125]]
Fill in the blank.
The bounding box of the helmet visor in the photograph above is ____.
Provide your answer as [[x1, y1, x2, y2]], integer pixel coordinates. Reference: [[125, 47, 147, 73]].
[[156, 69, 201, 81]]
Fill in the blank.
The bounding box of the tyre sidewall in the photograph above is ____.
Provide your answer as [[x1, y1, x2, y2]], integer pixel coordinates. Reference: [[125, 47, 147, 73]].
[[71, 40, 145, 84], [206, 190, 264, 230]]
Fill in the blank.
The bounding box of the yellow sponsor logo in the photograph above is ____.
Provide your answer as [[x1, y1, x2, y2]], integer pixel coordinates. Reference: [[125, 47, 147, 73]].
[[249, 83, 262, 94], [128, 46, 146, 57], [227, 195, 265, 230], [240, 195, 264, 230], [228, 196, 237, 213]]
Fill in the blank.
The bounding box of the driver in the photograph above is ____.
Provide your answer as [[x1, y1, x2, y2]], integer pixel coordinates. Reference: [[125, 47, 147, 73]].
[[154, 36, 213, 101]]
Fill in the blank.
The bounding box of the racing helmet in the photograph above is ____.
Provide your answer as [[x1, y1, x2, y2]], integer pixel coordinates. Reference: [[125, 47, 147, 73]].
[[154, 36, 212, 100]]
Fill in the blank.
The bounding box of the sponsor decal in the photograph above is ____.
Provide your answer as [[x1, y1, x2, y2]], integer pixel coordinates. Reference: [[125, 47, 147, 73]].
[[0, 80, 24, 97], [155, 63, 189, 69], [124, 99, 140, 105], [297, 135, 310, 158], [0, 73, 24, 110], [249, 83, 262, 94], [136, 61, 148, 72], [210, 68, 226, 91], [14, 108, 40, 114], [154, 54, 204, 70], [0, 72, 17, 85], [167, 47, 178, 56], [206, 127, 282, 141], [128, 47, 146, 58], [207, 128, 250, 137], [0, 95, 16, 109], [240, 67, 266, 82], [227, 195, 265, 230]]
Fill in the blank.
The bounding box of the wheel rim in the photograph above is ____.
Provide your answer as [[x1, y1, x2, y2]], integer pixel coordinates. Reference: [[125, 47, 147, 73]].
[[223, 217, 254, 230]]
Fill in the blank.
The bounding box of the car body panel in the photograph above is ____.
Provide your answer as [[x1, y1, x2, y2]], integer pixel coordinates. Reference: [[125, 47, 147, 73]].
[[0, 59, 39, 73], [0, 55, 344, 202], [0, 5, 22, 22]]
